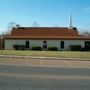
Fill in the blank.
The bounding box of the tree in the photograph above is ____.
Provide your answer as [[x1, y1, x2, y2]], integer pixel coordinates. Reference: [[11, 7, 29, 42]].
[[6, 22, 21, 35], [81, 31, 90, 36], [32, 21, 39, 27]]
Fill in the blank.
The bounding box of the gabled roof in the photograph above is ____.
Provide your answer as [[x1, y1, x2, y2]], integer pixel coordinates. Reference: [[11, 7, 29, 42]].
[[11, 27, 79, 36], [4, 27, 90, 40]]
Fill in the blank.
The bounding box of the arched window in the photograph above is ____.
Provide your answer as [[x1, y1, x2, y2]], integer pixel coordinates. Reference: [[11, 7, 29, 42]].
[[61, 41, 64, 49], [43, 41, 47, 49], [26, 41, 29, 49]]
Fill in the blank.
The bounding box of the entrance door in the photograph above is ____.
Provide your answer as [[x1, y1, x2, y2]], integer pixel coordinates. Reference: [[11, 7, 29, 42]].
[[43, 41, 47, 49]]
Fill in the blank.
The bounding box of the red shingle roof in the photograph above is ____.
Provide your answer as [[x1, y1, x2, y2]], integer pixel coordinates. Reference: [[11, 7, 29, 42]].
[[4, 27, 90, 40], [11, 27, 78, 36]]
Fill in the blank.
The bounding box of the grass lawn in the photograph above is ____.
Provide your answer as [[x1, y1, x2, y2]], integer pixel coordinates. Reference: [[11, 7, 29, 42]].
[[0, 50, 90, 59]]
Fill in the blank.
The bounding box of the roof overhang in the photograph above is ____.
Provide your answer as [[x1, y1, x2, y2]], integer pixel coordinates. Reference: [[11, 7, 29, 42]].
[[4, 35, 90, 40]]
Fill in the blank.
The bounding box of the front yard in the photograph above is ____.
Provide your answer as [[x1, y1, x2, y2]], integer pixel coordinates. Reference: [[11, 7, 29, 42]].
[[0, 50, 90, 59]]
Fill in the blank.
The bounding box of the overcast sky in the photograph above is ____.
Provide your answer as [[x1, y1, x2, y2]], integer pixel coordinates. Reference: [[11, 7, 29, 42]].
[[0, 0, 90, 33]]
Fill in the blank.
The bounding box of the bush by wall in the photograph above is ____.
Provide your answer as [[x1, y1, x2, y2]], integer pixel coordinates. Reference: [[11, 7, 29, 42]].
[[69, 45, 82, 51], [13, 45, 25, 50], [81, 46, 90, 51], [85, 46, 90, 51], [48, 47, 58, 51], [31, 46, 41, 51], [13, 45, 20, 50], [19, 45, 25, 50]]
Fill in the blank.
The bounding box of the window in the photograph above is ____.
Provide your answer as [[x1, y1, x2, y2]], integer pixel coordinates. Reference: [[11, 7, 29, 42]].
[[61, 41, 64, 49], [43, 41, 47, 49], [26, 41, 29, 49]]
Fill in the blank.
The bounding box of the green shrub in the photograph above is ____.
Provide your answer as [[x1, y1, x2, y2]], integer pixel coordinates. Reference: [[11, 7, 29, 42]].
[[85, 46, 90, 51], [20, 45, 25, 50], [48, 47, 58, 51], [13, 45, 20, 50], [13, 45, 25, 50], [69, 45, 81, 51], [81, 46, 90, 51], [31, 46, 41, 51]]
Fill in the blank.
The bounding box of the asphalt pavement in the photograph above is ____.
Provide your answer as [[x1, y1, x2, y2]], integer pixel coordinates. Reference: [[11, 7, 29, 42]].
[[0, 64, 90, 90]]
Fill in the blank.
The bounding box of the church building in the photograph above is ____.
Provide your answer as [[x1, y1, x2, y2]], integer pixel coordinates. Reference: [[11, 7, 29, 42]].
[[4, 15, 90, 50], [4, 26, 90, 50]]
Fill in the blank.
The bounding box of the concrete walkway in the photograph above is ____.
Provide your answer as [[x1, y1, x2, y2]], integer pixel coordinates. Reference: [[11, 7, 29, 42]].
[[0, 54, 90, 68], [0, 54, 90, 61]]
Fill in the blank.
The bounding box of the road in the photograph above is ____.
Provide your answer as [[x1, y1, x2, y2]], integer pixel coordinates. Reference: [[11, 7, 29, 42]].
[[0, 64, 90, 90]]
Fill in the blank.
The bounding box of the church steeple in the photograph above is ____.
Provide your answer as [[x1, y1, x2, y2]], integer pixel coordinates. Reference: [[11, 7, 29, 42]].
[[69, 10, 73, 30]]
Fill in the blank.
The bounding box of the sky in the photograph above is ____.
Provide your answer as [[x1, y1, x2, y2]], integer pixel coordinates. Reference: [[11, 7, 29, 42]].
[[0, 0, 90, 34]]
